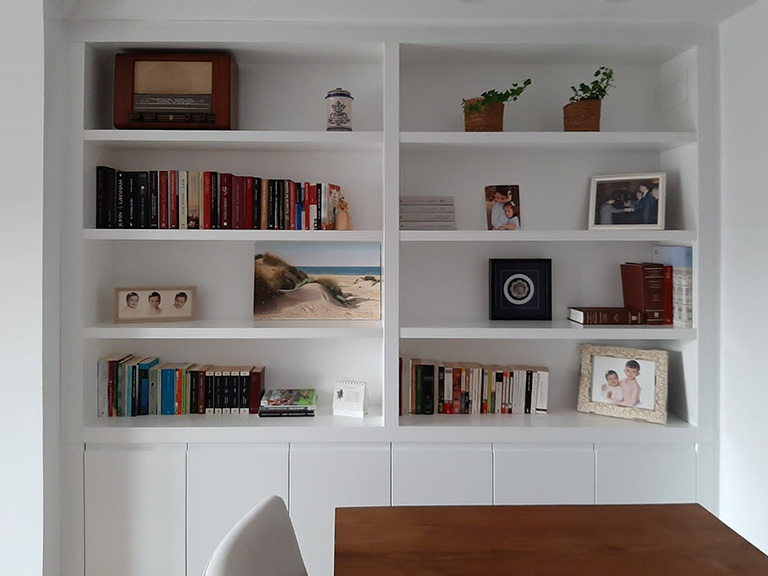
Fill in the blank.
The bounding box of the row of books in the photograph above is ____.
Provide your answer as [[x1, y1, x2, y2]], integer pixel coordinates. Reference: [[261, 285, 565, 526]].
[[400, 195, 457, 230], [97, 353, 265, 417], [95, 166, 342, 231], [567, 246, 693, 327], [400, 357, 549, 416]]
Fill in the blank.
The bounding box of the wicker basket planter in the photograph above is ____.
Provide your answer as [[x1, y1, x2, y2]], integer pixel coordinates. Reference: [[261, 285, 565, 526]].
[[563, 99, 602, 131], [463, 99, 504, 132]]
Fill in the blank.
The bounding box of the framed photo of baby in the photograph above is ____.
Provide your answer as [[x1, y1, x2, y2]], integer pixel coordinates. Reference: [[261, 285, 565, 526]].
[[114, 286, 197, 324], [588, 172, 666, 230], [485, 185, 521, 231], [576, 344, 668, 424]]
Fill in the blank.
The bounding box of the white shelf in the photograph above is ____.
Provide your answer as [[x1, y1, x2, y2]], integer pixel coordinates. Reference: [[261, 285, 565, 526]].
[[83, 229, 382, 242], [400, 320, 696, 340], [83, 320, 383, 339], [400, 131, 697, 151], [397, 411, 702, 444], [400, 230, 697, 243], [84, 130, 384, 152]]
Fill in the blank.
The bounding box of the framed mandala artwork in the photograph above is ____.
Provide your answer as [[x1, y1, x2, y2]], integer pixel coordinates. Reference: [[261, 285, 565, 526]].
[[489, 258, 552, 321]]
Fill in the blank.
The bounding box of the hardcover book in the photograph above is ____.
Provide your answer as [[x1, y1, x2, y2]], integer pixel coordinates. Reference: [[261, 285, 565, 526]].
[[620, 262, 666, 324], [568, 307, 642, 325]]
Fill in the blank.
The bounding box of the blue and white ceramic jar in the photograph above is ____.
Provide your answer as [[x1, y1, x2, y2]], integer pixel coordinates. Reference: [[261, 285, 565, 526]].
[[325, 87, 354, 131]]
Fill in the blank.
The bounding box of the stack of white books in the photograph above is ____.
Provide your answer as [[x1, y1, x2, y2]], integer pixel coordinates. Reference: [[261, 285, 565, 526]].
[[652, 245, 693, 328], [400, 196, 456, 230]]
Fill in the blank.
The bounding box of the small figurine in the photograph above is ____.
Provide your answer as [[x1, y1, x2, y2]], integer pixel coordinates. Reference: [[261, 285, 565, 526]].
[[335, 196, 354, 230]]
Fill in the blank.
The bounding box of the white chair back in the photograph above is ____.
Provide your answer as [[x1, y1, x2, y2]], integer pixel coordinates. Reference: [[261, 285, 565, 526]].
[[203, 495, 308, 576]]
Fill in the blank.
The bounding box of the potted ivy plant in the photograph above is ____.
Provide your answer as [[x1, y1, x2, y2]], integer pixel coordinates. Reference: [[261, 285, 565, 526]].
[[462, 78, 532, 132], [563, 66, 615, 131]]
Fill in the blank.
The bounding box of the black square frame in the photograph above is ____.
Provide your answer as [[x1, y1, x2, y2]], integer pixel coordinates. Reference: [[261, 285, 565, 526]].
[[489, 258, 552, 321]]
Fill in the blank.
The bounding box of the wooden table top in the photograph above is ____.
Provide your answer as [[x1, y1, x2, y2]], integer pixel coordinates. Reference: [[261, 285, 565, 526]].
[[335, 504, 768, 576]]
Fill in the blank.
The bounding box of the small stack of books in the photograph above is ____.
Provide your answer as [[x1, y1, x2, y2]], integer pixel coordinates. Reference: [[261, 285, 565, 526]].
[[399, 196, 456, 230], [259, 388, 317, 417]]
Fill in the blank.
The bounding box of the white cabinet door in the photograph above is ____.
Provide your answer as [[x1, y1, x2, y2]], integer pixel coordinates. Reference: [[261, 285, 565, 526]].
[[595, 443, 697, 504], [187, 443, 289, 576], [290, 443, 390, 576], [392, 443, 493, 506], [494, 444, 595, 505], [84, 444, 186, 576]]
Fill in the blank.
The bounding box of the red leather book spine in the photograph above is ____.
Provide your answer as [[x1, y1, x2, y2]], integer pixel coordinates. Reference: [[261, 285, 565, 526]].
[[159, 170, 168, 229], [203, 172, 212, 230], [245, 177, 254, 229], [248, 368, 264, 414], [169, 170, 178, 229], [220, 173, 232, 229], [663, 265, 674, 325]]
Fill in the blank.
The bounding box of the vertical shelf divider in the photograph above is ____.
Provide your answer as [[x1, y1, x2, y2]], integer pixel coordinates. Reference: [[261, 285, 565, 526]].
[[382, 42, 401, 429]]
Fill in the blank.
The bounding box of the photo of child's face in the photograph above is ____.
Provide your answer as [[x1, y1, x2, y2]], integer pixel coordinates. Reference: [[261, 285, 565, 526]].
[[126, 294, 139, 309], [624, 366, 639, 379], [606, 373, 620, 387], [504, 204, 515, 218], [149, 295, 161, 309], [174, 296, 187, 309], [494, 191, 509, 203]]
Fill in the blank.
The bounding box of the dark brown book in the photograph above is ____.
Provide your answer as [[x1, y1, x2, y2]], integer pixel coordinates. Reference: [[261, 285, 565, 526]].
[[248, 366, 265, 414], [568, 307, 642, 325], [620, 262, 666, 325]]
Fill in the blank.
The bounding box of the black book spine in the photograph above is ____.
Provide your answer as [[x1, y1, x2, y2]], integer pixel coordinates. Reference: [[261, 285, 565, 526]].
[[268, 180, 275, 230], [136, 171, 149, 229], [230, 373, 240, 412], [126, 172, 137, 229], [253, 178, 261, 230], [524, 370, 533, 414], [221, 373, 231, 412], [240, 373, 249, 413], [131, 365, 139, 417], [278, 180, 285, 230], [189, 370, 198, 415], [214, 373, 223, 412], [96, 166, 116, 228], [149, 171, 159, 229], [437, 365, 445, 414], [315, 182, 322, 231], [422, 365, 435, 415], [115, 170, 126, 228], [205, 372, 215, 413]]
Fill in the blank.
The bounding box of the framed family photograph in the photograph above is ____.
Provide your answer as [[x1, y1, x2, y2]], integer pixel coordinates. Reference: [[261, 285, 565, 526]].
[[576, 344, 668, 424], [114, 287, 197, 324], [484, 185, 521, 231], [489, 258, 551, 321], [588, 172, 666, 230]]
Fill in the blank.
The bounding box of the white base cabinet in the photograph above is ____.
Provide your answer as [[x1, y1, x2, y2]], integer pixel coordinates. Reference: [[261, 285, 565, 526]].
[[186, 444, 289, 576], [595, 443, 697, 504], [392, 443, 493, 506], [84, 445, 186, 576], [289, 444, 391, 576], [494, 444, 595, 505]]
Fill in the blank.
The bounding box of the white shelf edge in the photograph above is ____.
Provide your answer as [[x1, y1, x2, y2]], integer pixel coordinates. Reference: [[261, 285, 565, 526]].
[[83, 229, 382, 242], [84, 129, 384, 144], [400, 230, 697, 243], [400, 131, 697, 150], [83, 321, 383, 339], [400, 323, 697, 340]]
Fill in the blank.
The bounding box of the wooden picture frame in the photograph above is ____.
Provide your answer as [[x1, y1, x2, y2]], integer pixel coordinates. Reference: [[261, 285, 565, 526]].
[[577, 344, 668, 424], [114, 287, 197, 324], [588, 172, 666, 230]]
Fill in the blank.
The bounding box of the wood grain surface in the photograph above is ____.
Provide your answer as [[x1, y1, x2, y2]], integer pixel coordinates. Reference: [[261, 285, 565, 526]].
[[335, 504, 768, 576]]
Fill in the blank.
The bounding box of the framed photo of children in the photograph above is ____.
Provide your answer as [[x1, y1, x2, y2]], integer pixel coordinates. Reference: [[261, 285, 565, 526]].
[[576, 344, 668, 424], [588, 172, 666, 230], [114, 287, 197, 324], [485, 185, 521, 231]]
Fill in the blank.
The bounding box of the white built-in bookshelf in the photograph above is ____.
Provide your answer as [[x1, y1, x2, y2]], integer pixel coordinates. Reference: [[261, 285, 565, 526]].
[[56, 23, 720, 576]]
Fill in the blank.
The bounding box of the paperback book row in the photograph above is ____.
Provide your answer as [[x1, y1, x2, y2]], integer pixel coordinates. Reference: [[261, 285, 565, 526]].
[[399, 195, 457, 230], [96, 353, 265, 417], [95, 166, 343, 231], [400, 356, 549, 416], [568, 245, 693, 327]]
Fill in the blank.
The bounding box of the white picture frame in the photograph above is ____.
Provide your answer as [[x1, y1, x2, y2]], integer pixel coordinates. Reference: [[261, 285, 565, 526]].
[[588, 172, 666, 231]]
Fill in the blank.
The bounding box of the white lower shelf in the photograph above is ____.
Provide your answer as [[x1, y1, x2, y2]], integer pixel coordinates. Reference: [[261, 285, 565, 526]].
[[400, 230, 697, 243], [400, 321, 696, 340], [83, 229, 382, 242], [83, 319, 383, 339]]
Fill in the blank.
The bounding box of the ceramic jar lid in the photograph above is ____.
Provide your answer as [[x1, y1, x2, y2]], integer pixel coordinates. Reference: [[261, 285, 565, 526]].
[[326, 88, 354, 100]]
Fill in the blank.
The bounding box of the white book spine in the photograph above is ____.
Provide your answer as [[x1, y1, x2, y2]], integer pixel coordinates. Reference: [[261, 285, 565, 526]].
[[535, 371, 549, 414], [400, 195, 455, 205], [399, 212, 456, 222], [400, 204, 456, 213], [400, 221, 457, 230]]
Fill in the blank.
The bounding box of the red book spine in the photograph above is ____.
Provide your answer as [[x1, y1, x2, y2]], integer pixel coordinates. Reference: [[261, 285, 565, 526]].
[[175, 369, 182, 415], [245, 177, 254, 229], [663, 265, 673, 325], [220, 173, 232, 229], [231, 176, 244, 229], [289, 181, 296, 230], [248, 368, 264, 414], [158, 171, 168, 229], [620, 262, 666, 325], [260, 179, 269, 230], [203, 172, 212, 230], [169, 170, 178, 229]]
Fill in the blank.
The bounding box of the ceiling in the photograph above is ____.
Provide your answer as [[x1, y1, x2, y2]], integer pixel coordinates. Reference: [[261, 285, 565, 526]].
[[48, 0, 757, 25]]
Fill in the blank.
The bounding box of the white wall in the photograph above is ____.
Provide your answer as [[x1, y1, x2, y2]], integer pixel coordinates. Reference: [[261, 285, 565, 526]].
[[0, 1, 45, 575], [720, 0, 768, 554]]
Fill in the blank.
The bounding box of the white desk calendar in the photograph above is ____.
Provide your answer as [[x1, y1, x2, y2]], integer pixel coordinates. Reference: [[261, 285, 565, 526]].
[[333, 379, 366, 418]]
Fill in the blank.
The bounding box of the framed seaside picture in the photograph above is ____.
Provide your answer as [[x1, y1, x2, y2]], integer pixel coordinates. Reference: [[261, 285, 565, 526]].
[[484, 185, 521, 231], [114, 287, 197, 323], [576, 344, 669, 424], [253, 243, 381, 320], [588, 172, 666, 230]]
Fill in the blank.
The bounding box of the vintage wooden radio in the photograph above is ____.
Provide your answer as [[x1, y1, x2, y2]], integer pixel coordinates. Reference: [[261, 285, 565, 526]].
[[113, 53, 238, 129]]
